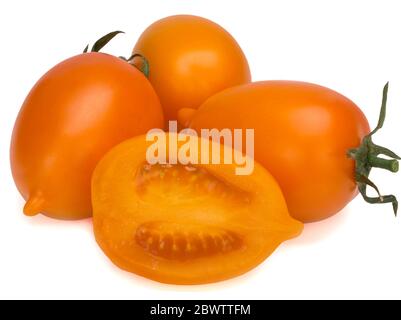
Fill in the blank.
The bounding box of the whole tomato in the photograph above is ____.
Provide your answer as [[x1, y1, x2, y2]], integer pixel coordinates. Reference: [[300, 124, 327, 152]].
[[11, 33, 164, 220], [181, 81, 399, 222], [133, 15, 251, 124]]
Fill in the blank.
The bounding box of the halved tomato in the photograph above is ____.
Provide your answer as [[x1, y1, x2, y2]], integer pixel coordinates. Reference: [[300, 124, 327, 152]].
[[92, 133, 302, 284]]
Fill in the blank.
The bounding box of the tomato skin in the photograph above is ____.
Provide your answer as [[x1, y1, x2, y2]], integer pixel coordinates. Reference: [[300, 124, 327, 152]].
[[133, 15, 251, 124], [10, 52, 164, 220], [186, 81, 370, 223]]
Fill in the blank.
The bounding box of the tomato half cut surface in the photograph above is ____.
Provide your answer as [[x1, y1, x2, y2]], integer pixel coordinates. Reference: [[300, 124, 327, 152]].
[[92, 134, 303, 284]]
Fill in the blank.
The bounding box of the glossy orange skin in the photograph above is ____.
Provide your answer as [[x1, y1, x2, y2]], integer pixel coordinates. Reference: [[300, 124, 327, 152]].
[[133, 15, 251, 124], [184, 81, 370, 222], [92, 134, 303, 284], [11, 53, 164, 220]]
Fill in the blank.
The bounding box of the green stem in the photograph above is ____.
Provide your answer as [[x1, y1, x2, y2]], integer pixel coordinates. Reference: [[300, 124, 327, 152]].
[[82, 32, 150, 78], [347, 82, 399, 216], [119, 54, 150, 78], [128, 54, 150, 78], [368, 155, 399, 172]]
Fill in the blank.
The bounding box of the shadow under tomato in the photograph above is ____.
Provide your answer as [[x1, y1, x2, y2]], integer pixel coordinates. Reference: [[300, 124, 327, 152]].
[[23, 211, 93, 227], [13, 194, 92, 227], [15, 191, 349, 290], [291, 207, 349, 246]]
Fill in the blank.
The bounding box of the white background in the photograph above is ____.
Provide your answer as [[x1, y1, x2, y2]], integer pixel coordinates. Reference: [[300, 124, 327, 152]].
[[1, 0, 401, 300]]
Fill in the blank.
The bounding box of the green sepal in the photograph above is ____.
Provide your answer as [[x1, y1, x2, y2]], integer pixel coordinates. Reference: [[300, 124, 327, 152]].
[[83, 31, 124, 53], [348, 82, 399, 215]]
